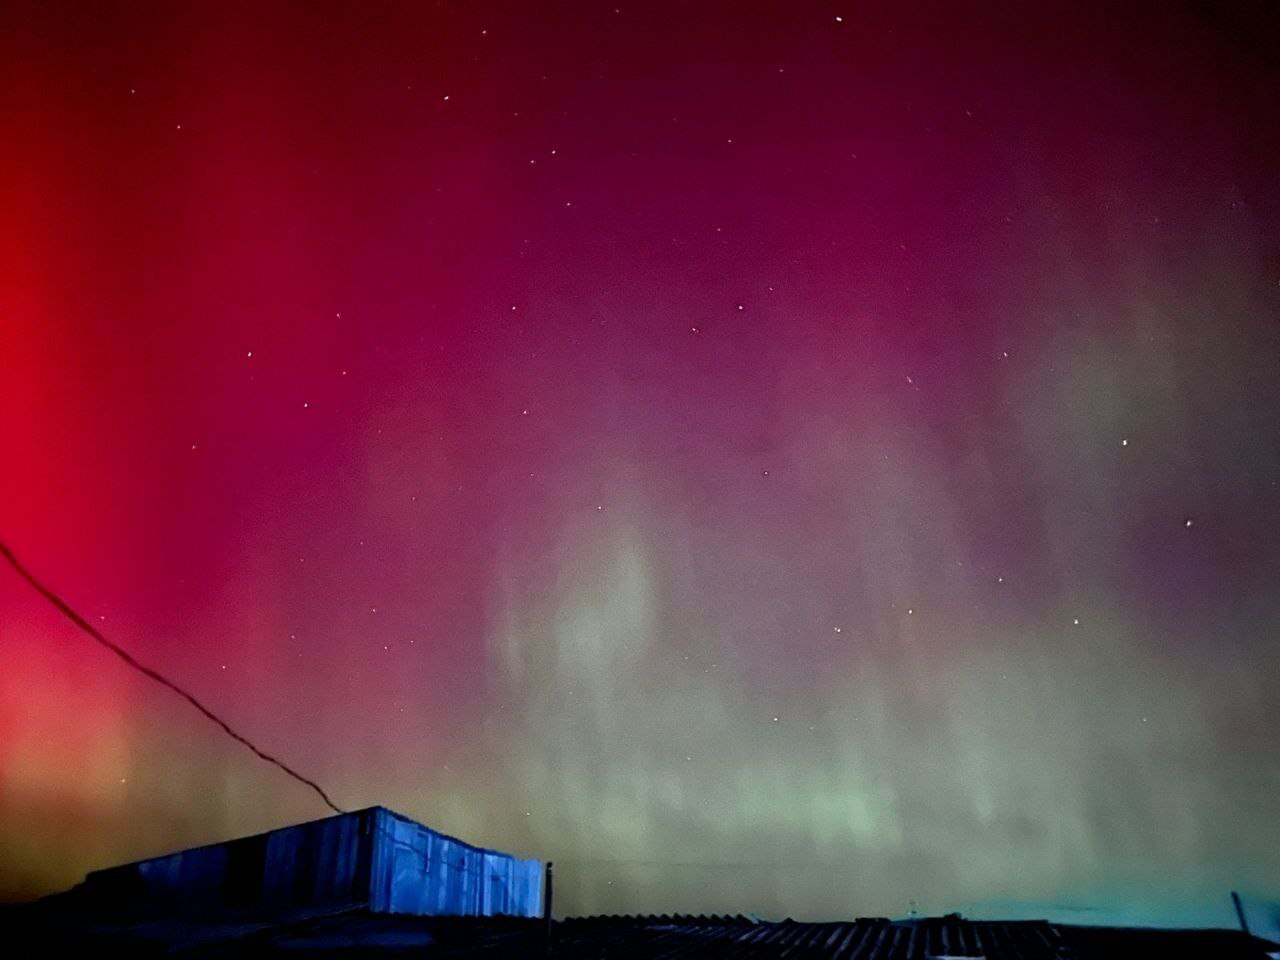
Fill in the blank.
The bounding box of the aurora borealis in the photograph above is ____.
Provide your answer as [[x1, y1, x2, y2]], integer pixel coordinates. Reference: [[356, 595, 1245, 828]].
[[3, 0, 1280, 927]]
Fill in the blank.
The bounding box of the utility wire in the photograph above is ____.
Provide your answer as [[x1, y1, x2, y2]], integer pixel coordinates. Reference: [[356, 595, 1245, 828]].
[[0, 539, 344, 815]]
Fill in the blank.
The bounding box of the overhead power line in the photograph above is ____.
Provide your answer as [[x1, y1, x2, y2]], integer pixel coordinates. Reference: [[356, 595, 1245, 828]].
[[0, 539, 343, 815]]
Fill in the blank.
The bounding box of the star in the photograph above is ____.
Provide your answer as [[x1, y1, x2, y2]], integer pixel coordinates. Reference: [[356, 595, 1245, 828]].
[[1185, 518, 1193, 528]]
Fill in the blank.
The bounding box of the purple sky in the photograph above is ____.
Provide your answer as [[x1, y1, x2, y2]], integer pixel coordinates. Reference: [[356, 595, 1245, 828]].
[[2, 0, 1279, 924]]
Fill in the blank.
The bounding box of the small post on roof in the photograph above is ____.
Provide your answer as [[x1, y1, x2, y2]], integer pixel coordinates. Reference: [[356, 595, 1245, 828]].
[[543, 860, 554, 955], [1231, 890, 1250, 935]]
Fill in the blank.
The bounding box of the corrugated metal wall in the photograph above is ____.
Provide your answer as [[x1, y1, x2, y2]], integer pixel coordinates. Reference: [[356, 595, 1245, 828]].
[[80, 807, 542, 919], [84, 807, 376, 915], [368, 807, 543, 917]]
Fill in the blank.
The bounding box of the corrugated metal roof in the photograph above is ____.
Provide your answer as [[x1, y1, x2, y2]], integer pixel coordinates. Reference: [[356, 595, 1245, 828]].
[[8, 908, 1278, 958], [546, 915, 1073, 960]]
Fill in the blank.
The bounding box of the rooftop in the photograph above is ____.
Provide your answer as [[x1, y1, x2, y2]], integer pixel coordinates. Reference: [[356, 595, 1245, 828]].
[[7, 908, 1277, 958]]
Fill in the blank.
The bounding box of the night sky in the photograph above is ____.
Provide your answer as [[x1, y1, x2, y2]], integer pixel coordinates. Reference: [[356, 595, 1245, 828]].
[[3, 0, 1280, 926]]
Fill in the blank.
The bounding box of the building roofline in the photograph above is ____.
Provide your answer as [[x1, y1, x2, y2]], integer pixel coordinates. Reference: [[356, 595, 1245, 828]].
[[80, 805, 537, 882]]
